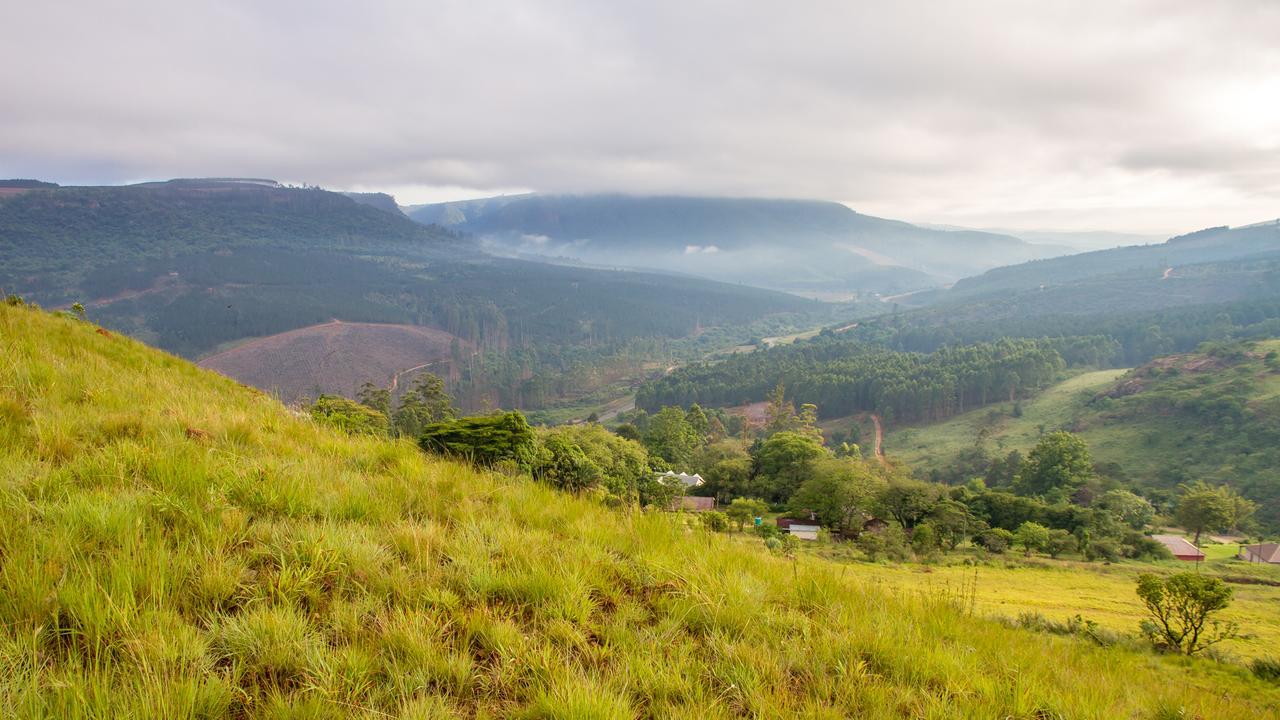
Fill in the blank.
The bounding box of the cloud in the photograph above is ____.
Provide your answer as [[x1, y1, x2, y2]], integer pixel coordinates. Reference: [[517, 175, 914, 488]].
[[1, 1, 1277, 233], [684, 245, 721, 255]]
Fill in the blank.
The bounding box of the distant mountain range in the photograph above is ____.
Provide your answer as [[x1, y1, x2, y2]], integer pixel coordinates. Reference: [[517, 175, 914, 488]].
[[404, 194, 1073, 295]]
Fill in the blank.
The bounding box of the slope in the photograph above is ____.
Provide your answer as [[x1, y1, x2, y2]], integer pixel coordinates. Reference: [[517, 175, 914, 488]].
[[0, 180, 820, 409], [885, 341, 1280, 529], [407, 194, 1065, 293], [3, 305, 1278, 717]]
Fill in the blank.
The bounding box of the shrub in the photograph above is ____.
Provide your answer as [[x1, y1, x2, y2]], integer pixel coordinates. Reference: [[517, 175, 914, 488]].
[[1045, 529, 1078, 558], [420, 411, 537, 468], [856, 525, 909, 562], [1249, 657, 1280, 684], [910, 522, 940, 556], [979, 528, 1014, 554], [1086, 537, 1121, 562], [308, 395, 390, 436], [1014, 521, 1051, 556], [700, 511, 730, 532]]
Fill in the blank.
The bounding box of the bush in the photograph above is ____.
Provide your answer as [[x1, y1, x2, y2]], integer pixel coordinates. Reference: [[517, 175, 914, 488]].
[[910, 523, 940, 556], [700, 511, 730, 532], [1086, 537, 1121, 562], [1045, 529, 1078, 558], [308, 395, 390, 436], [856, 526, 909, 562], [979, 528, 1014, 554], [1250, 657, 1280, 684], [1014, 521, 1051, 556], [420, 412, 537, 468]]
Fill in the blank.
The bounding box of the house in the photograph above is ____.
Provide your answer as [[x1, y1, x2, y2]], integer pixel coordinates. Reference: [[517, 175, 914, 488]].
[[677, 496, 717, 512], [657, 471, 704, 488], [862, 517, 890, 533], [1151, 534, 1205, 561], [787, 524, 820, 541], [1238, 543, 1280, 564]]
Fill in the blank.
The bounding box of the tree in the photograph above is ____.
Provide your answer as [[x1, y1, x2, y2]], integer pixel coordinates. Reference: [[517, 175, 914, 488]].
[[639, 471, 685, 510], [1136, 573, 1237, 655], [978, 527, 1014, 554], [356, 381, 391, 417], [1174, 481, 1235, 546], [1014, 431, 1094, 498], [1094, 489, 1155, 530], [787, 458, 880, 536], [394, 372, 456, 438], [685, 404, 710, 440], [1014, 521, 1051, 556], [308, 395, 390, 436], [877, 478, 940, 530], [927, 499, 975, 550], [764, 382, 796, 436], [753, 431, 825, 502], [1045, 528, 1079, 558], [535, 434, 600, 494], [911, 523, 940, 556], [725, 497, 769, 532], [542, 424, 649, 504], [643, 407, 700, 467], [419, 411, 536, 468]]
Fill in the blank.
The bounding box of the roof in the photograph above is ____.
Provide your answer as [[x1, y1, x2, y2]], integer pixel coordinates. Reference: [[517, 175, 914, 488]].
[[658, 471, 704, 488], [1240, 543, 1280, 563], [678, 496, 717, 512], [1151, 535, 1205, 559]]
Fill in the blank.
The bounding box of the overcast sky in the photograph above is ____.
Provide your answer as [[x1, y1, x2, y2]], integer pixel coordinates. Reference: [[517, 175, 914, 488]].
[[2, 1, 1277, 234]]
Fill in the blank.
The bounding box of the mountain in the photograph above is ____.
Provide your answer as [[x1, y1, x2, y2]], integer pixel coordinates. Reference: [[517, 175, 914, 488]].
[[946, 221, 1280, 300], [0, 179, 819, 408], [885, 340, 1280, 530], [405, 194, 1069, 294], [342, 191, 405, 215], [2, 301, 1274, 717]]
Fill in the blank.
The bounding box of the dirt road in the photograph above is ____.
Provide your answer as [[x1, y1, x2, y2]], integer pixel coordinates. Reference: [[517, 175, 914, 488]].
[[870, 413, 885, 464]]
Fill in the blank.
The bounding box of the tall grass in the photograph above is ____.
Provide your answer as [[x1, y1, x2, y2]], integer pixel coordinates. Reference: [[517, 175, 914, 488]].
[[2, 304, 1278, 718]]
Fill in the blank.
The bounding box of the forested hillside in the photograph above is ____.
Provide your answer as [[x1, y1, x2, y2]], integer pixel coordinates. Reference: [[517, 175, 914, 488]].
[[0, 180, 821, 410], [637, 336, 1102, 423], [888, 340, 1280, 530], [3, 301, 1277, 718]]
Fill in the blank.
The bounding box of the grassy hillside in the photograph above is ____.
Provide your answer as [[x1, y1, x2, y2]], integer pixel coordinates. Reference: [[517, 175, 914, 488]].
[[886, 341, 1280, 528], [4, 305, 1279, 717]]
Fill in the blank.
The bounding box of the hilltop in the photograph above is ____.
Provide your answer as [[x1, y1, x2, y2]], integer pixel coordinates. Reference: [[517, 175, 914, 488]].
[[3, 303, 1279, 717], [406, 194, 1066, 294]]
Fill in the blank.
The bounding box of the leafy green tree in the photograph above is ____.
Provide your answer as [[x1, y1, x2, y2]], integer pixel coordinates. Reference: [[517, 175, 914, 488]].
[[643, 407, 700, 467], [639, 471, 685, 510], [419, 411, 536, 468], [725, 497, 769, 532], [753, 431, 825, 502], [1014, 431, 1094, 498], [1045, 528, 1079, 558], [535, 435, 600, 494], [308, 395, 390, 436], [394, 372, 456, 438], [685, 404, 710, 440], [1136, 573, 1237, 655], [356, 381, 391, 417], [1094, 489, 1155, 530], [543, 424, 649, 504], [1174, 481, 1235, 546], [927, 499, 976, 550], [911, 522, 940, 556], [764, 382, 795, 437], [979, 527, 1014, 554], [1014, 521, 1051, 556], [877, 478, 941, 530], [787, 458, 880, 536]]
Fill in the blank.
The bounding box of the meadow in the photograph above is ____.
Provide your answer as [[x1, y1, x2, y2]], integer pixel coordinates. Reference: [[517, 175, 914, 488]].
[[3, 303, 1280, 718]]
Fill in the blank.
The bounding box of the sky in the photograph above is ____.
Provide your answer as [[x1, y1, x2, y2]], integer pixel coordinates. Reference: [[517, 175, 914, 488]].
[[2, 1, 1277, 234]]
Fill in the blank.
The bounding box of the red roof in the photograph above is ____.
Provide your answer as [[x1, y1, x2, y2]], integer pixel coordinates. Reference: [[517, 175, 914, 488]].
[[1152, 535, 1204, 560]]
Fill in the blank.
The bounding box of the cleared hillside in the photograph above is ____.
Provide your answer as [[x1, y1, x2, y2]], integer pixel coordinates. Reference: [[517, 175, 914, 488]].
[[3, 304, 1278, 717], [198, 320, 465, 402]]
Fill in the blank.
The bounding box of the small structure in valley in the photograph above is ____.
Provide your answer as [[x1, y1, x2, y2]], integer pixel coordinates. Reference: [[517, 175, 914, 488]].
[[1152, 534, 1205, 561], [787, 524, 820, 541], [657, 471, 704, 488], [1238, 542, 1280, 564], [677, 496, 716, 512]]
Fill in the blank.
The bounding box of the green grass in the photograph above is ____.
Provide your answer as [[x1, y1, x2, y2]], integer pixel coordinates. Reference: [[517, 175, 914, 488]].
[[884, 369, 1127, 466], [3, 304, 1280, 717]]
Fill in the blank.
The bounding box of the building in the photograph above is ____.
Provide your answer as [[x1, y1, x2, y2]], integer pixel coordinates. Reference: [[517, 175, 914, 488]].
[[1238, 543, 1280, 564], [677, 496, 717, 512], [787, 524, 820, 541], [1151, 534, 1205, 561], [657, 471, 704, 488]]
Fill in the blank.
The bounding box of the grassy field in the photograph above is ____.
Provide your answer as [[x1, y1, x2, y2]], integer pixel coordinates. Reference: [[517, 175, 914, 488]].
[[4, 303, 1280, 717], [884, 368, 1128, 467]]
